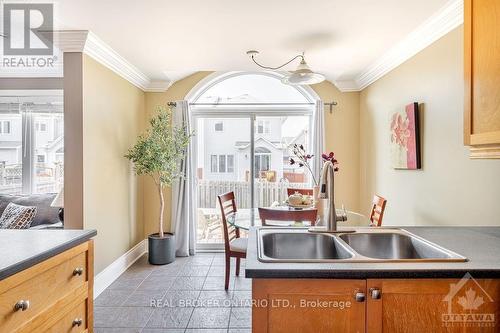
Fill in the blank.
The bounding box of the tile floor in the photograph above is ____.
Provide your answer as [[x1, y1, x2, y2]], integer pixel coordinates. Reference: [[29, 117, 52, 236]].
[[94, 253, 252, 333]]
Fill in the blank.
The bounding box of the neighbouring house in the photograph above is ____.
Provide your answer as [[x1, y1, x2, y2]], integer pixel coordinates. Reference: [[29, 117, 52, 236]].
[[198, 116, 309, 182]]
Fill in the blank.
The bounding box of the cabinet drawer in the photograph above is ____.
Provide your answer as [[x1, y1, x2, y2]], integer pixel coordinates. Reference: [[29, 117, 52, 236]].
[[44, 299, 88, 333], [0, 247, 88, 333]]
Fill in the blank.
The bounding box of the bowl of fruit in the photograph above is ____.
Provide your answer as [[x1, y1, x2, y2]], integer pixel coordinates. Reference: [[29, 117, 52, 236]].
[[287, 192, 314, 208]]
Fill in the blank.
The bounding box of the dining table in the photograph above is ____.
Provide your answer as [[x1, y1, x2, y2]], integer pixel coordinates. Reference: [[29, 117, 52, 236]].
[[200, 206, 369, 230]]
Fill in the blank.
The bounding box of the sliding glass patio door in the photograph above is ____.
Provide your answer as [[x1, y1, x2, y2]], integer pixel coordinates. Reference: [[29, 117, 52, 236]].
[[194, 112, 313, 250]]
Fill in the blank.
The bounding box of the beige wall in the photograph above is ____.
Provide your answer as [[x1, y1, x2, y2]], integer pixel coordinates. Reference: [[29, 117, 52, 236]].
[[83, 55, 146, 273], [313, 82, 360, 217], [143, 73, 360, 235], [359, 26, 500, 226]]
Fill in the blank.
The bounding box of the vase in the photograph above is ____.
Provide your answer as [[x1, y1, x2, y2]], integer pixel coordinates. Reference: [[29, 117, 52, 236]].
[[313, 185, 325, 226], [312, 185, 320, 205]]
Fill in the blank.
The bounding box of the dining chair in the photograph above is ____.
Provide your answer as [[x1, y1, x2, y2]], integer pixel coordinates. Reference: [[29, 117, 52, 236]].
[[258, 207, 318, 226], [369, 195, 387, 227], [286, 188, 313, 196], [217, 191, 247, 290]]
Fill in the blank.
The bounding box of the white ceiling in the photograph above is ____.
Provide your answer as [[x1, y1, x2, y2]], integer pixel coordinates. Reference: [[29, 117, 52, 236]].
[[51, 0, 452, 88]]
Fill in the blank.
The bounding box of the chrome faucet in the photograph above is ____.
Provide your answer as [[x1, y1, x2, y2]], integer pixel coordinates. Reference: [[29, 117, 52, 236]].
[[318, 161, 347, 231]]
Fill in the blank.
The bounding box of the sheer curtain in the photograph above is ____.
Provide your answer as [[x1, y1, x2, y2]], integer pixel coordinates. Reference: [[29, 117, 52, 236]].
[[171, 100, 196, 256], [312, 100, 326, 182]]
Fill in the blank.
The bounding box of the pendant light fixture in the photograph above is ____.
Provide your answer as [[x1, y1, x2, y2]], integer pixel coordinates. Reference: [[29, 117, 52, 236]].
[[246, 50, 325, 85]]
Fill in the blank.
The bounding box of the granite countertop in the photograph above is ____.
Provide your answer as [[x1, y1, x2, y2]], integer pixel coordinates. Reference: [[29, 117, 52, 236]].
[[0, 229, 97, 281], [245, 226, 500, 279]]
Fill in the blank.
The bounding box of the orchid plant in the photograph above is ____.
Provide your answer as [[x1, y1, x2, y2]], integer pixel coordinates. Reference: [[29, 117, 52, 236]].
[[321, 151, 339, 172], [289, 145, 340, 186], [289, 144, 317, 186]]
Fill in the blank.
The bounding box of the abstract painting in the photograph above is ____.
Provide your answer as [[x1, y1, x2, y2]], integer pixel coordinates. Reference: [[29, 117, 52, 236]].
[[390, 102, 421, 169]]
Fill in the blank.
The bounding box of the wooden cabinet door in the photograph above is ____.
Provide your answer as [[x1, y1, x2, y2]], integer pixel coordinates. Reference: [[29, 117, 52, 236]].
[[464, 0, 500, 158], [367, 279, 500, 333], [252, 279, 366, 333]]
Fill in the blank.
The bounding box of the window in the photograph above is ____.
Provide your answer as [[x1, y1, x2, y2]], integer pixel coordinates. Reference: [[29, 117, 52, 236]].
[[254, 147, 271, 178], [0, 121, 11, 134], [227, 155, 234, 173], [210, 154, 234, 173], [35, 121, 47, 132], [218, 155, 226, 173], [0, 93, 63, 195], [256, 120, 270, 134], [255, 155, 271, 177], [214, 121, 224, 132], [210, 155, 217, 172]]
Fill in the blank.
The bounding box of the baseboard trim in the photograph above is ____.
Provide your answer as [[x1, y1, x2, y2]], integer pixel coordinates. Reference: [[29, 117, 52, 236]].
[[94, 239, 147, 298]]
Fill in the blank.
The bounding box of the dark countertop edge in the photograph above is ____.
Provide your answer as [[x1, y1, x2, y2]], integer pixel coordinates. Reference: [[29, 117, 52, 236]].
[[245, 268, 500, 279], [0, 229, 97, 281]]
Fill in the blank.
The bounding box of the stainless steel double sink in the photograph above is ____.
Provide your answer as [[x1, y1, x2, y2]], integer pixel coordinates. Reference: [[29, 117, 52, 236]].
[[257, 228, 467, 263]]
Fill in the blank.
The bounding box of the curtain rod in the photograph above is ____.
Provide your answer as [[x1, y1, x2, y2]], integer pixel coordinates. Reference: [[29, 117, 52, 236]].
[[166, 101, 338, 113]]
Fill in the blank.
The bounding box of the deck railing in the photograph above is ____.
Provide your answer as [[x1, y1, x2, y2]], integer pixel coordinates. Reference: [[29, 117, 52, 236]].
[[197, 179, 310, 209], [0, 162, 63, 195]]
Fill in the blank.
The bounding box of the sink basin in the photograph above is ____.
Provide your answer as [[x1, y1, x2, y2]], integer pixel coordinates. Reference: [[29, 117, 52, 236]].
[[259, 230, 353, 262], [339, 232, 466, 261], [257, 228, 467, 263]]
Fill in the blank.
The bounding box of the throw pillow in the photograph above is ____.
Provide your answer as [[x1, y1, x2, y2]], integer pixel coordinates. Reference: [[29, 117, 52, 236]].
[[0, 202, 37, 229]]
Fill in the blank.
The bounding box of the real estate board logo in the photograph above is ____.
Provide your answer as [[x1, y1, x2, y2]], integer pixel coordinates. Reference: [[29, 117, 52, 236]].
[[442, 273, 496, 327], [3, 3, 53, 55]]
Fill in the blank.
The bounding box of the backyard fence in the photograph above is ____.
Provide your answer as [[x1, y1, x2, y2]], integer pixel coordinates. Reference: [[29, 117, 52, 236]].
[[197, 179, 310, 209]]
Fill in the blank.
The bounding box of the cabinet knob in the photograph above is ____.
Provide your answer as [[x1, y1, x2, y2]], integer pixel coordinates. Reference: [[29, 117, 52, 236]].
[[354, 292, 365, 302], [72, 318, 83, 327], [73, 267, 84, 276], [370, 288, 381, 299], [14, 300, 30, 311]]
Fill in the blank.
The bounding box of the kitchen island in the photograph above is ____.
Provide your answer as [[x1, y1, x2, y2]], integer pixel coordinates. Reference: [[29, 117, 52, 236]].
[[0, 229, 96, 333], [246, 226, 500, 332]]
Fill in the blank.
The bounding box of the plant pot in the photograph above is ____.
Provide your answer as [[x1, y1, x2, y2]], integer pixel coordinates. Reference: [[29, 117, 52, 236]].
[[148, 233, 176, 265]]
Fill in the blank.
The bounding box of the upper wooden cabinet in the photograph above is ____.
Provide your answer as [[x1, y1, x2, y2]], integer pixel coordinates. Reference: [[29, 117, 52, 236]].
[[464, 0, 500, 158]]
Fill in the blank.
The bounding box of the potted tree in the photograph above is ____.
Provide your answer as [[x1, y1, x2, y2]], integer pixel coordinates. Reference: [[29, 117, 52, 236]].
[[125, 106, 193, 265]]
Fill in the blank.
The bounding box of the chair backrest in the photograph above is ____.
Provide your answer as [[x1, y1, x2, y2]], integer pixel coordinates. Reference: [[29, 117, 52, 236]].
[[258, 207, 318, 226], [286, 188, 313, 196], [370, 195, 387, 227], [217, 192, 240, 252]]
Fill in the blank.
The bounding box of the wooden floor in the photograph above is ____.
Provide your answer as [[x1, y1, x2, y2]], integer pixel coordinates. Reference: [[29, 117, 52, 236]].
[[94, 253, 251, 333]]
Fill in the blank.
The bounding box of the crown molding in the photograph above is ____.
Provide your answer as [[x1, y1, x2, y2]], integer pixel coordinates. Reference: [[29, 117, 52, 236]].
[[351, 0, 463, 91], [333, 80, 360, 93], [53, 30, 89, 52], [52, 30, 169, 92], [83, 32, 170, 92], [145, 80, 173, 92]]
